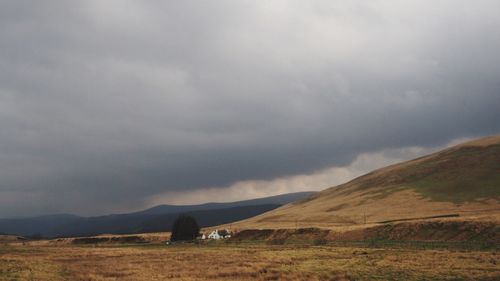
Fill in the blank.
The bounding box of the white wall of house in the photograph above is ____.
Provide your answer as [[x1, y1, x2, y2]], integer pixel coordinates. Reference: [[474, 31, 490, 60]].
[[208, 230, 221, 239]]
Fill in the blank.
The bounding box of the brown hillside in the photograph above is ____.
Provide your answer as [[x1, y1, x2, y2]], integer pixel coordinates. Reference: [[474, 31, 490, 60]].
[[0, 235, 26, 244], [230, 135, 500, 230]]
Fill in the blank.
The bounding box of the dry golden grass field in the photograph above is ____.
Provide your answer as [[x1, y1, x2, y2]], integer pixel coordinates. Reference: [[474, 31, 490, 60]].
[[1, 241, 499, 281]]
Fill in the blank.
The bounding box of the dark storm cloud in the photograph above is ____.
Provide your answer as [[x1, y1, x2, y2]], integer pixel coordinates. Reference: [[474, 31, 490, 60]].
[[0, 0, 499, 217]]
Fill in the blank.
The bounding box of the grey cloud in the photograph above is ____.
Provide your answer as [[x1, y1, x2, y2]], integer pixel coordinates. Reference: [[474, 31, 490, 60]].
[[0, 0, 499, 217]]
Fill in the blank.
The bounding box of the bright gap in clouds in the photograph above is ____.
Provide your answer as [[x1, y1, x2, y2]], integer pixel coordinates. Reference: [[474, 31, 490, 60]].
[[147, 137, 471, 206]]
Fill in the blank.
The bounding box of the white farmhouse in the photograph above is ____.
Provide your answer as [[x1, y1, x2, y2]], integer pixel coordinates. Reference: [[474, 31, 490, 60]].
[[207, 229, 221, 239], [207, 229, 231, 239]]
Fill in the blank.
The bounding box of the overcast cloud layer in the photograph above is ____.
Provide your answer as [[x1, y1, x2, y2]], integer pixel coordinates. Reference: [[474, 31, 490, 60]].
[[1, 1, 499, 217]]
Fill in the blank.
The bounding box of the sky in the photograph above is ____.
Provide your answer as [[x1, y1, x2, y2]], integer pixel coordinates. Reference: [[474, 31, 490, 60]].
[[0, 1, 499, 218]]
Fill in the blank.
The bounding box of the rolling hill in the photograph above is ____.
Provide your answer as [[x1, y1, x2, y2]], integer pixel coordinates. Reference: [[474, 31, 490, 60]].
[[0, 234, 26, 244], [135, 191, 314, 215], [0, 192, 313, 238], [230, 135, 500, 230]]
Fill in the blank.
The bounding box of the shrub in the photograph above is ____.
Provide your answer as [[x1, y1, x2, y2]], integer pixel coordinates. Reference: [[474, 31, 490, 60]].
[[218, 229, 229, 237], [170, 215, 200, 242]]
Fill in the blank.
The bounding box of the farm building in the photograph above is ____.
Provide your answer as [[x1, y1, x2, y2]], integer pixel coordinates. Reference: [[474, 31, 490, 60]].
[[206, 229, 231, 240]]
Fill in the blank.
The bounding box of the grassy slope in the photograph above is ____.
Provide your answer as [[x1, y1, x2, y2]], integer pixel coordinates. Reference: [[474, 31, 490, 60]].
[[349, 137, 500, 202], [230, 135, 500, 229], [0, 235, 25, 243]]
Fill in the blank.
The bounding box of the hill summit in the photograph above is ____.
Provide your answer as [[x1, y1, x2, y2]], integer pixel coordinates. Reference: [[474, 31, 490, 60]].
[[232, 135, 500, 229]]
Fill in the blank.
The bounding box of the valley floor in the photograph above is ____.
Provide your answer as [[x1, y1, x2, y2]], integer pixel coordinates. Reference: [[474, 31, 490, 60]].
[[1, 242, 499, 281]]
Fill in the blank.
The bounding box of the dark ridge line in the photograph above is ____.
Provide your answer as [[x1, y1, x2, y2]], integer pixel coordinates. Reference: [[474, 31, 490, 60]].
[[376, 214, 460, 224]]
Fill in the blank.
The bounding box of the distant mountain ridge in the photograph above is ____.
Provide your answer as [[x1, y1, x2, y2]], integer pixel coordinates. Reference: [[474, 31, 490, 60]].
[[0, 191, 314, 238], [137, 192, 315, 215]]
